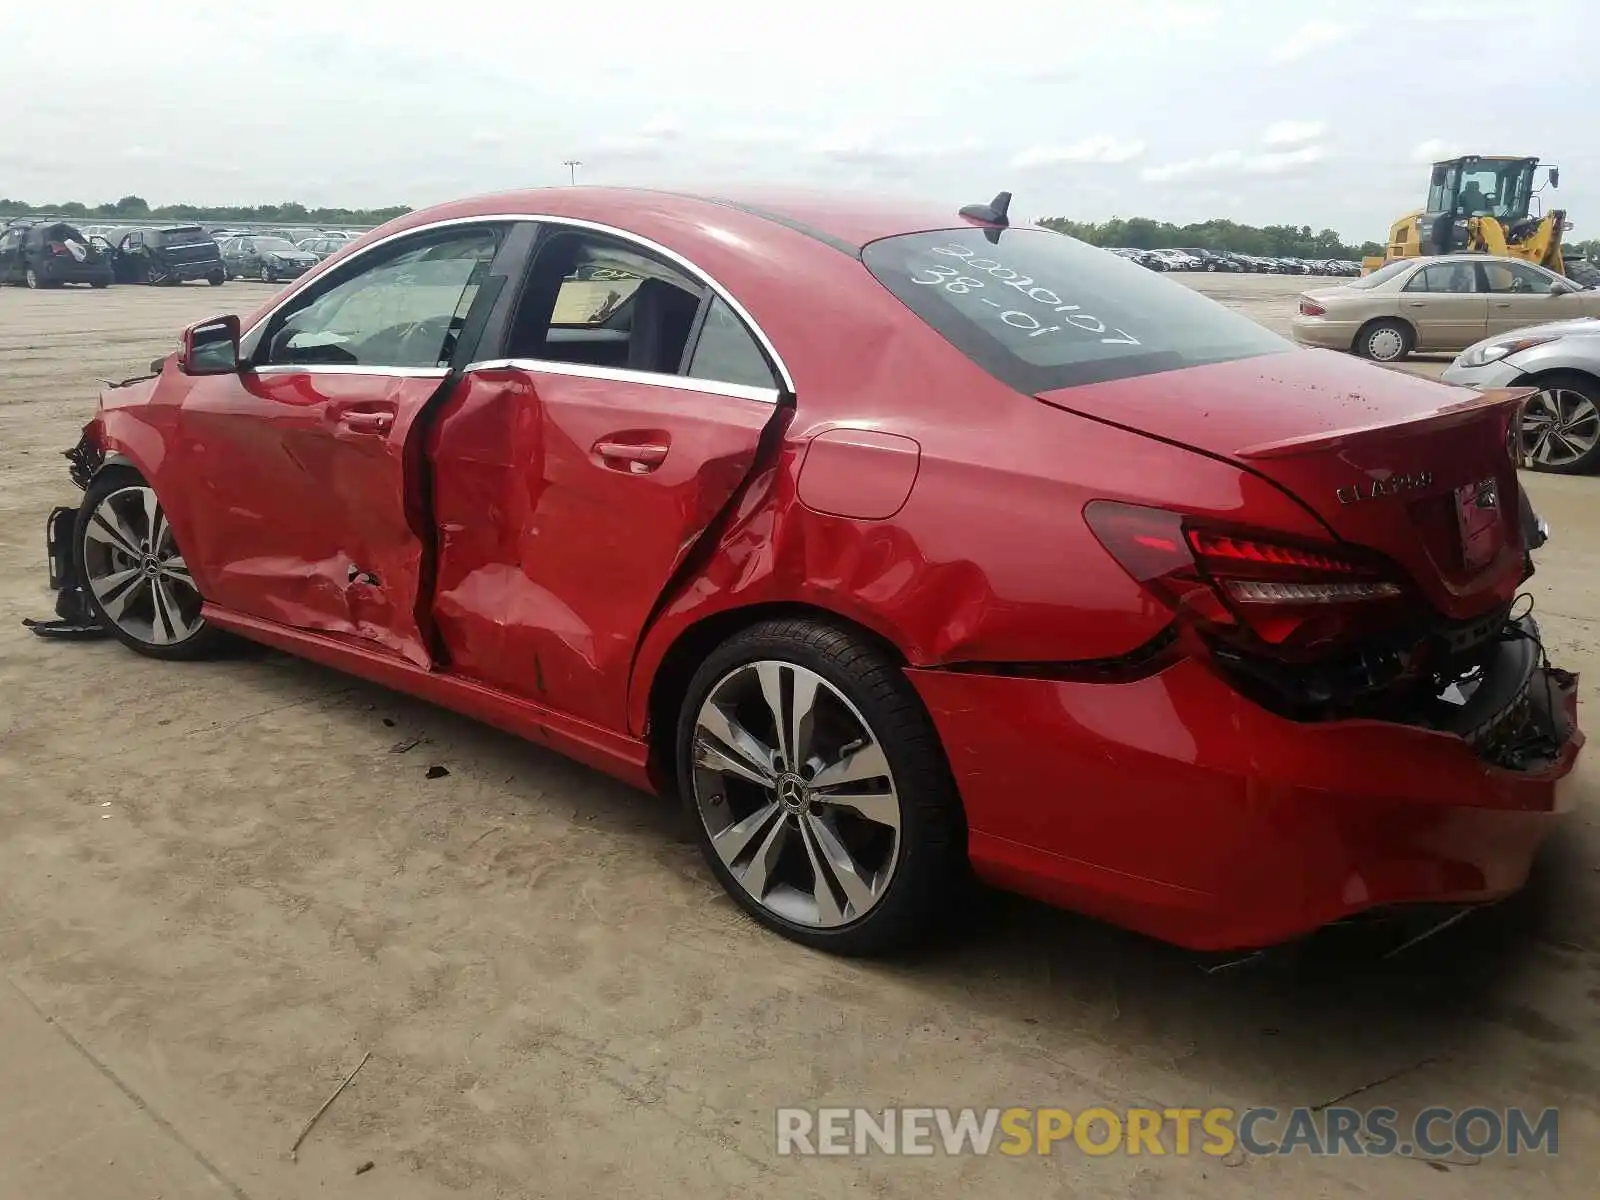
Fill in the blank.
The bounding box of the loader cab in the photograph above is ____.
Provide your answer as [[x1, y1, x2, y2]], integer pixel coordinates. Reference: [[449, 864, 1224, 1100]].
[[1421, 156, 1545, 253]]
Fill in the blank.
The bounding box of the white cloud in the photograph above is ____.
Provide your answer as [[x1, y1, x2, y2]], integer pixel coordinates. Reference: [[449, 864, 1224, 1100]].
[[1411, 138, 1461, 163], [1269, 20, 1361, 63], [1243, 144, 1325, 174], [708, 125, 801, 148], [1141, 149, 1243, 183], [1012, 136, 1147, 168], [806, 130, 982, 166], [1262, 120, 1324, 149], [1142, 143, 1325, 182], [638, 114, 681, 140]]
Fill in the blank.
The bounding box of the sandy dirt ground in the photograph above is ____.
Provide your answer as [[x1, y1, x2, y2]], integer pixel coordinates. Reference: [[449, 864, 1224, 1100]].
[[1, 273, 1597, 1199]]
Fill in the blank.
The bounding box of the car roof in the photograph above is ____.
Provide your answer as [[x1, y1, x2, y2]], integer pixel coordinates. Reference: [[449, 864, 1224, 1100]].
[[373, 186, 984, 260]]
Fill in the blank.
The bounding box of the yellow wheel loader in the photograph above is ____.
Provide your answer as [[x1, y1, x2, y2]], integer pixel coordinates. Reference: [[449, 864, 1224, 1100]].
[[1363, 155, 1600, 286]]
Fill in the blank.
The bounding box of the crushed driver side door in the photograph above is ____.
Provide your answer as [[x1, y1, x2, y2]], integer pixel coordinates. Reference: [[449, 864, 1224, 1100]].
[[174, 222, 513, 666]]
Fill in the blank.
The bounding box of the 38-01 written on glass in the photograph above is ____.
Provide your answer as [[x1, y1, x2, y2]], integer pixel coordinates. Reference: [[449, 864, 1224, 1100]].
[[909, 245, 1142, 347]]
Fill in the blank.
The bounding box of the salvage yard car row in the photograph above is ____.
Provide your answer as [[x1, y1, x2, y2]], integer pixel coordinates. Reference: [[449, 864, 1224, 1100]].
[[1, 216, 367, 288], [1105, 246, 1362, 275]]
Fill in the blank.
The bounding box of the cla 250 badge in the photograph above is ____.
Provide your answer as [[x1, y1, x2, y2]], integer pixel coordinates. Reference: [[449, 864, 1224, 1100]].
[[1335, 471, 1434, 505]]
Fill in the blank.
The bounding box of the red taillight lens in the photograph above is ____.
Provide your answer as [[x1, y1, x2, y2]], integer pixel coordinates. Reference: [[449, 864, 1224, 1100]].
[[1084, 501, 1406, 652], [47, 240, 68, 255], [1299, 299, 1326, 316]]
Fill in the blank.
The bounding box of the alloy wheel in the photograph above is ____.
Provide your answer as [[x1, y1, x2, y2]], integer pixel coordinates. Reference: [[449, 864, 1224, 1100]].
[[260, 265, 272, 283], [690, 660, 902, 928], [24, 267, 38, 289], [1523, 388, 1599, 468], [81, 485, 204, 646]]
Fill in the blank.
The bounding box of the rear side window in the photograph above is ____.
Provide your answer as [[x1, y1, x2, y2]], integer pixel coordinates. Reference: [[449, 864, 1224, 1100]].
[[688, 298, 777, 390], [861, 228, 1287, 392]]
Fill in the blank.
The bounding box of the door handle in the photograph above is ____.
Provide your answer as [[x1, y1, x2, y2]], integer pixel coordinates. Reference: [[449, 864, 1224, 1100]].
[[339, 411, 394, 434], [1493, 302, 1513, 308], [593, 439, 669, 469]]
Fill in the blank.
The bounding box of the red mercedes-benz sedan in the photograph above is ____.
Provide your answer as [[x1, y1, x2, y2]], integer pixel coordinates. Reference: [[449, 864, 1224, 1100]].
[[34, 186, 1583, 956]]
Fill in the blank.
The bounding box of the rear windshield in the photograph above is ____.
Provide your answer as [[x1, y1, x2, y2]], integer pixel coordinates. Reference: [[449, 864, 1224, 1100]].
[[862, 228, 1288, 392], [255, 237, 298, 251], [158, 226, 209, 245], [1346, 259, 1412, 289]]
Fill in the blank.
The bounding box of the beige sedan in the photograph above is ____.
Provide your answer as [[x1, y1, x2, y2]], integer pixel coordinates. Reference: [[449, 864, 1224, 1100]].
[[1290, 253, 1600, 362]]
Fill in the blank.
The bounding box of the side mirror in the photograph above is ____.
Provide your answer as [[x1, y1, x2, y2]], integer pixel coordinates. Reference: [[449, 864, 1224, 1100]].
[[178, 314, 241, 376], [1550, 166, 1560, 188]]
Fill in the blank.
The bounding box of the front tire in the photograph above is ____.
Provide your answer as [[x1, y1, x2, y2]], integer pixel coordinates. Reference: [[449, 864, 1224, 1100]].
[[208, 270, 225, 287], [676, 618, 964, 956], [74, 469, 225, 660], [24, 267, 39, 289], [259, 265, 274, 284], [1356, 318, 1413, 363], [1520, 372, 1600, 474]]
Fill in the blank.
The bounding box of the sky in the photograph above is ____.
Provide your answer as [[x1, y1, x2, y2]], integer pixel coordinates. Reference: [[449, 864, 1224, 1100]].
[[4, 0, 1594, 244]]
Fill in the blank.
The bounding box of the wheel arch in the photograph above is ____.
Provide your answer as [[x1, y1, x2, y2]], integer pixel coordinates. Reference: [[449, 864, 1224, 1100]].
[[1351, 314, 1415, 356], [640, 600, 911, 796]]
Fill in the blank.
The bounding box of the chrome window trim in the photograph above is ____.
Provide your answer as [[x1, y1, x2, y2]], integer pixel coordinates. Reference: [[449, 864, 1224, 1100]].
[[240, 211, 796, 394], [251, 364, 450, 379], [465, 357, 780, 404]]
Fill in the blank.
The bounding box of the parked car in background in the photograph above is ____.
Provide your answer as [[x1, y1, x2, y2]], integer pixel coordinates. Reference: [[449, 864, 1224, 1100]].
[[1292, 253, 1600, 363], [1148, 248, 1201, 271], [1443, 317, 1600, 473], [220, 235, 320, 282], [1174, 248, 1240, 273], [296, 236, 350, 262], [0, 219, 113, 288], [1105, 246, 1167, 271], [106, 226, 225, 286]]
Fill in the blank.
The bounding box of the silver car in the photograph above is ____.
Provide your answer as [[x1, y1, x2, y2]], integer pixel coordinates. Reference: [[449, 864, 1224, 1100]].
[[1291, 254, 1600, 363], [1442, 318, 1600, 473]]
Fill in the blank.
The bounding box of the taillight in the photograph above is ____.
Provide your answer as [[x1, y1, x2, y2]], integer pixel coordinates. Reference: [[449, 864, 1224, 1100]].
[[1084, 501, 1406, 654], [1299, 299, 1326, 316], [47, 240, 68, 256]]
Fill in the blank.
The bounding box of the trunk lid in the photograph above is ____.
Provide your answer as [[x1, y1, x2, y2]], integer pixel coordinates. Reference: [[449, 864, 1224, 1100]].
[[1037, 349, 1531, 621]]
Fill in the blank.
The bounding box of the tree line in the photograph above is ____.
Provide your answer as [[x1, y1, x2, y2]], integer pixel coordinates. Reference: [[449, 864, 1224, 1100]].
[[1037, 216, 1382, 260], [0, 194, 411, 226]]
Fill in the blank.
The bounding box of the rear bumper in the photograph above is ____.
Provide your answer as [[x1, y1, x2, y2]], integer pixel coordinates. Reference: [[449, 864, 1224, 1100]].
[[164, 261, 222, 281], [1290, 314, 1361, 351], [908, 652, 1582, 950]]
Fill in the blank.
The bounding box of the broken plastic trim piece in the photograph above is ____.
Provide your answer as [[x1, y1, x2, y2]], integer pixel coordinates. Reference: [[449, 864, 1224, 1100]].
[[24, 505, 107, 640]]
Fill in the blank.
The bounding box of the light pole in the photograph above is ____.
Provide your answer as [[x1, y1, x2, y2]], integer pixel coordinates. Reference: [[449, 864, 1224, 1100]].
[[563, 159, 582, 185]]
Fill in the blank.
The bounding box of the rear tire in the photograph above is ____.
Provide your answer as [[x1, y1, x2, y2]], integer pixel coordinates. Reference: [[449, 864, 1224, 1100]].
[[1518, 372, 1600, 475], [259, 265, 274, 284], [676, 618, 965, 957], [1356, 318, 1413, 363], [74, 468, 227, 661], [1564, 258, 1600, 289], [24, 267, 39, 289]]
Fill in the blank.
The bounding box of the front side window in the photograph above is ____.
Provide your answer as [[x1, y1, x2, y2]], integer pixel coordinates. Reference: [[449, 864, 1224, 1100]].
[[862, 227, 1287, 392], [261, 226, 501, 369], [1481, 261, 1559, 295]]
